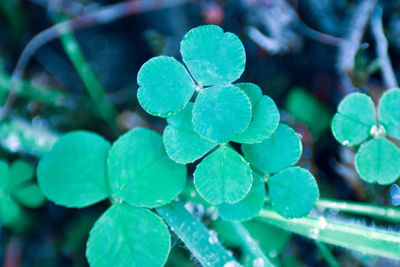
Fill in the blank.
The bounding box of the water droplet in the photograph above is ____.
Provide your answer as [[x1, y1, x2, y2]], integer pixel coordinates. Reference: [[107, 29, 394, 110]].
[[342, 140, 350, 146], [252, 258, 265, 267], [208, 230, 218, 244], [223, 260, 239, 267], [227, 250, 233, 256], [184, 202, 194, 213], [318, 217, 327, 229], [296, 133, 303, 140], [310, 228, 319, 239], [5, 134, 21, 152], [269, 250, 278, 258], [370, 124, 386, 139]]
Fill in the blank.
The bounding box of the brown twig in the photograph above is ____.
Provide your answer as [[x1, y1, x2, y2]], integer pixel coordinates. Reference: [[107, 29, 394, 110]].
[[0, 0, 192, 120], [370, 5, 398, 89]]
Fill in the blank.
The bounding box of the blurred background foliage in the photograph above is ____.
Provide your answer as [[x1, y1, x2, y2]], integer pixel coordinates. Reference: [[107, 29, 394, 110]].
[[0, 0, 400, 266]]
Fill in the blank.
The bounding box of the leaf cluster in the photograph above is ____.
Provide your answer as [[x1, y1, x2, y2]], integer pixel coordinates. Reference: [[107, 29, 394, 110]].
[[332, 89, 400, 184], [138, 25, 320, 221]]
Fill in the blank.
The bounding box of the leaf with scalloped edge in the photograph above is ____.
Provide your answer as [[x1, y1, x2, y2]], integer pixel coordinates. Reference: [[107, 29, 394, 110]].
[[269, 167, 319, 218], [378, 89, 400, 140], [232, 83, 279, 144], [331, 93, 376, 146], [194, 146, 252, 205], [137, 56, 196, 117], [86, 203, 170, 267], [217, 172, 265, 221], [163, 103, 216, 164], [242, 123, 302, 175], [37, 131, 110, 208], [107, 128, 186, 208], [180, 25, 245, 86], [192, 85, 251, 143], [355, 138, 400, 185]]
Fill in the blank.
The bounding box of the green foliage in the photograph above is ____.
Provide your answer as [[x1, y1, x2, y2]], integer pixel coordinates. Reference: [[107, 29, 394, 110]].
[[194, 145, 252, 205], [331, 89, 400, 184], [87, 203, 170, 267], [38, 131, 110, 208], [107, 128, 186, 207], [138, 25, 319, 221], [243, 123, 319, 218], [0, 159, 45, 229], [37, 127, 186, 267]]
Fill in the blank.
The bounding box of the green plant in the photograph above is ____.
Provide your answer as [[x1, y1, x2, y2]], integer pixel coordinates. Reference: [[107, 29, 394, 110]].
[[138, 25, 319, 220], [37, 128, 185, 266], [331, 89, 400, 184], [0, 159, 45, 231]]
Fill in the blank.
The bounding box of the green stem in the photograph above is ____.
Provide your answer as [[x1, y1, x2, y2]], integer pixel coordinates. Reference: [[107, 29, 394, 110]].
[[156, 201, 241, 267], [316, 198, 400, 223], [229, 221, 274, 267], [258, 207, 400, 260], [314, 242, 340, 267], [58, 27, 119, 128]]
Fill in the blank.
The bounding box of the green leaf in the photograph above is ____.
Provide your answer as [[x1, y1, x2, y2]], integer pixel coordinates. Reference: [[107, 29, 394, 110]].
[[37, 131, 110, 208], [0, 195, 21, 226], [137, 56, 196, 117], [86, 203, 170, 267], [378, 89, 400, 140], [0, 160, 9, 192], [193, 85, 251, 143], [217, 172, 265, 221], [355, 138, 400, 184], [180, 25, 245, 86], [268, 167, 319, 218], [9, 159, 34, 191], [107, 128, 186, 208], [12, 184, 45, 208], [242, 123, 302, 175], [232, 83, 280, 144], [331, 93, 376, 146], [163, 103, 216, 163], [193, 146, 252, 205]]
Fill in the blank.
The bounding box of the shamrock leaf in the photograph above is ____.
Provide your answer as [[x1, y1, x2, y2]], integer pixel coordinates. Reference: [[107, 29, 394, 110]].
[[192, 85, 251, 143], [107, 128, 186, 207], [137, 56, 196, 117], [86, 203, 170, 267], [243, 123, 319, 218], [0, 159, 45, 228], [217, 172, 265, 221], [163, 103, 216, 164], [331, 93, 376, 146], [232, 83, 280, 144], [138, 25, 252, 144], [194, 145, 252, 205], [332, 89, 400, 185], [180, 24, 245, 86], [38, 131, 111, 208]]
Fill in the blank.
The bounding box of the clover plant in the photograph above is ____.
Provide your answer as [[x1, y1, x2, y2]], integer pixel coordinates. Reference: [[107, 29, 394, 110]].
[[138, 25, 319, 220], [37, 128, 186, 267], [332, 89, 400, 184], [0, 159, 45, 230]]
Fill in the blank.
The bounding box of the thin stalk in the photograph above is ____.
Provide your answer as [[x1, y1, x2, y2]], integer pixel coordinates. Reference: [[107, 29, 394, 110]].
[[316, 199, 400, 223], [156, 201, 241, 267], [314, 242, 340, 267], [229, 221, 274, 267], [58, 28, 119, 128], [258, 207, 400, 260]]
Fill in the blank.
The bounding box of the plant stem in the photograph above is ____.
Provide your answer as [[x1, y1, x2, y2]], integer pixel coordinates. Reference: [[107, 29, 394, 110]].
[[314, 242, 340, 267], [58, 28, 119, 128], [229, 221, 274, 267], [258, 207, 400, 260], [316, 198, 400, 223], [156, 201, 241, 267]]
